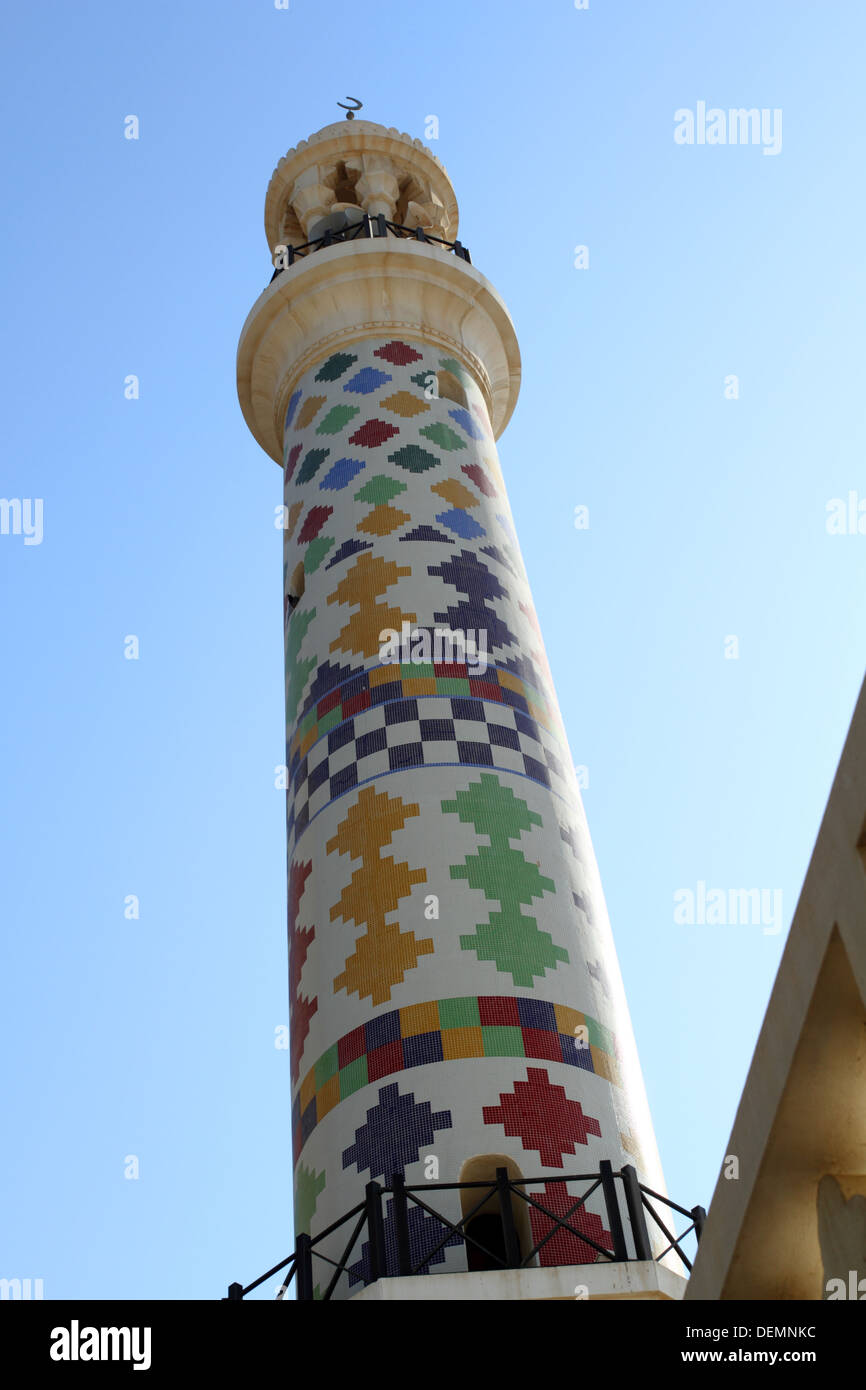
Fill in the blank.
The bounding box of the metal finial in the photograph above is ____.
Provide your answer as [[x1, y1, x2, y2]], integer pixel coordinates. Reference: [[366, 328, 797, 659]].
[[337, 97, 362, 120]]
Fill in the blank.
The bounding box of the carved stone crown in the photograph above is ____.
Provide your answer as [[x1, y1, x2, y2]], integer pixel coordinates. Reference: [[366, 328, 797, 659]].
[[239, 119, 520, 464], [263, 120, 459, 250]]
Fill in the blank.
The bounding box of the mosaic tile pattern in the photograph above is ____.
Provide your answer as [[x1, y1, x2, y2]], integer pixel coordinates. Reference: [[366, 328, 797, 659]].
[[482, 1066, 603, 1167], [444, 773, 567, 985], [342, 1081, 452, 1181], [292, 659, 558, 753], [528, 1183, 613, 1266], [347, 1197, 464, 1286], [327, 552, 416, 660], [288, 857, 316, 1085], [294, 1161, 327, 1238], [327, 785, 432, 1006], [290, 993, 622, 1163], [287, 683, 571, 844], [279, 336, 670, 1291]]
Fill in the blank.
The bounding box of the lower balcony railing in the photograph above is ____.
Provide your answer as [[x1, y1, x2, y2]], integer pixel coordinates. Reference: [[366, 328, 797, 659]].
[[224, 1161, 705, 1301]]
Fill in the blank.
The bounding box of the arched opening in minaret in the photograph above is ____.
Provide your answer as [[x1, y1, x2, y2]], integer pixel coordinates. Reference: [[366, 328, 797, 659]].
[[287, 561, 305, 615], [436, 370, 468, 409], [459, 1155, 533, 1272], [332, 161, 360, 208]]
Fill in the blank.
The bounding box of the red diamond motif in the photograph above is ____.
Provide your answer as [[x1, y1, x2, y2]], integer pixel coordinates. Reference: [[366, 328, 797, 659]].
[[288, 859, 316, 1084], [462, 462, 497, 497], [349, 419, 400, 449], [374, 341, 423, 366], [528, 1182, 613, 1265], [482, 1067, 602, 1167], [298, 504, 333, 544], [285, 443, 302, 482]]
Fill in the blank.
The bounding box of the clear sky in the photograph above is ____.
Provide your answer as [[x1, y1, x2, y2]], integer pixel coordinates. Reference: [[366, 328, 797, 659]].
[[1, 0, 864, 1299]]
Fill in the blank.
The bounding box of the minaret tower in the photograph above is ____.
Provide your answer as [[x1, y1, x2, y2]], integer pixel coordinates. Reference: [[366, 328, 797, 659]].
[[237, 113, 675, 1299]]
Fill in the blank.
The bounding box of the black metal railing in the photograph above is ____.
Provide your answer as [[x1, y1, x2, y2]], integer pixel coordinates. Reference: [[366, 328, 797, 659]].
[[225, 1162, 705, 1301], [268, 214, 471, 283]]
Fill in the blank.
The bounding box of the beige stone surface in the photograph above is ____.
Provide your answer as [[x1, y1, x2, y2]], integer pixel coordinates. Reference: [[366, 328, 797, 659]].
[[818, 1175, 866, 1296], [685, 673, 866, 1300], [239, 120, 518, 460], [350, 1260, 687, 1302], [264, 121, 458, 252]]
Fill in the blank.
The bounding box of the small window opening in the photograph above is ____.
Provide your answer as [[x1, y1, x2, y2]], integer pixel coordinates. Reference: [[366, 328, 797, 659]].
[[436, 370, 468, 408], [459, 1154, 533, 1272], [287, 561, 305, 614]]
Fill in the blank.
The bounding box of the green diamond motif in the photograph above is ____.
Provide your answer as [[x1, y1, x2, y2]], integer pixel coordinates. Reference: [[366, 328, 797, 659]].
[[316, 404, 360, 436], [304, 536, 335, 573], [443, 773, 567, 986], [296, 448, 330, 484], [294, 1162, 326, 1236], [286, 607, 316, 724], [354, 475, 407, 505], [315, 352, 358, 383], [388, 444, 441, 473], [420, 422, 467, 452]]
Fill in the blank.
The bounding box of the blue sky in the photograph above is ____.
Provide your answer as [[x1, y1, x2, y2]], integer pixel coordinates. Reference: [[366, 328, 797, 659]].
[[1, 0, 864, 1299]]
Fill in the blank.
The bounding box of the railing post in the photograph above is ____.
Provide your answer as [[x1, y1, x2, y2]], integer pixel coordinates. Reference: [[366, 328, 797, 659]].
[[691, 1205, 707, 1243], [392, 1172, 412, 1277], [361, 213, 372, 238], [374, 213, 388, 238], [366, 1180, 387, 1282], [413, 226, 427, 242], [496, 1167, 521, 1268], [599, 1160, 628, 1262], [227, 1281, 243, 1301], [621, 1164, 652, 1261], [296, 1232, 314, 1301]]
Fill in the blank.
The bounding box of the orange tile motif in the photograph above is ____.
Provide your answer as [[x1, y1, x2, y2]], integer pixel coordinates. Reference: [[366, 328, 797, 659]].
[[295, 395, 327, 430], [431, 478, 479, 510], [327, 552, 416, 658], [380, 390, 431, 419], [285, 501, 304, 540], [328, 786, 433, 1005], [399, 1000, 440, 1037], [441, 1026, 485, 1060], [358, 505, 412, 536]]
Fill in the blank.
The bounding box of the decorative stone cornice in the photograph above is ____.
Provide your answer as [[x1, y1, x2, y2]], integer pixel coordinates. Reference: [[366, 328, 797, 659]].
[[237, 238, 521, 465]]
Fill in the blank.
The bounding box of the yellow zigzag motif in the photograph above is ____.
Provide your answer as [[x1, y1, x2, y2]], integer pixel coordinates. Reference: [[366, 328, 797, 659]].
[[327, 552, 416, 659], [328, 786, 432, 1005]]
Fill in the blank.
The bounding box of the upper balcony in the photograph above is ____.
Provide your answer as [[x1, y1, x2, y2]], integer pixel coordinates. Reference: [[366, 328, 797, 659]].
[[238, 120, 520, 463], [268, 210, 470, 286]]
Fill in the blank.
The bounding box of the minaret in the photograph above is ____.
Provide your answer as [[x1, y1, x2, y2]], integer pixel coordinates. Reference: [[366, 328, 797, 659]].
[[237, 114, 673, 1299]]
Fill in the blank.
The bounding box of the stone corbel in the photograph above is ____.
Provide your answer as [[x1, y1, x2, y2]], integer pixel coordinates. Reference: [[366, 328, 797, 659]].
[[356, 156, 399, 221], [289, 166, 337, 238], [404, 199, 449, 236]]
